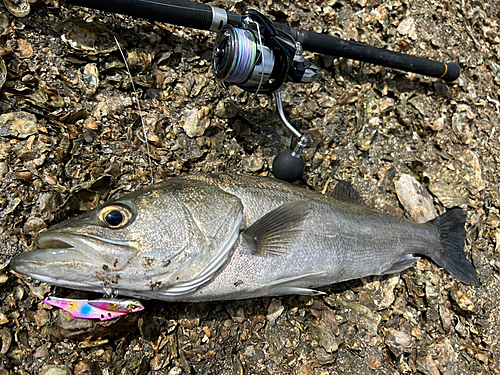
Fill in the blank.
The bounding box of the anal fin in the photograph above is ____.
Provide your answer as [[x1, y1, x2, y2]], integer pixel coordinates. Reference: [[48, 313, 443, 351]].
[[382, 254, 420, 275], [267, 287, 326, 296], [261, 271, 328, 296]]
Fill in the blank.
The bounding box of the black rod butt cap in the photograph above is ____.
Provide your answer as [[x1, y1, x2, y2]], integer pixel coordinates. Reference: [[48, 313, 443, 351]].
[[272, 150, 304, 183]]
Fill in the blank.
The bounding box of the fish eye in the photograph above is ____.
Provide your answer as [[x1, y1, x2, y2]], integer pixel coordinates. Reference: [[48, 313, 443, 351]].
[[106, 210, 123, 226], [97, 205, 133, 229]]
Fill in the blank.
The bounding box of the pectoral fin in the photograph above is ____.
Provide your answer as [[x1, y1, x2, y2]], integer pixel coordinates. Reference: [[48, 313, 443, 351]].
[[242, 201, 311, 257]]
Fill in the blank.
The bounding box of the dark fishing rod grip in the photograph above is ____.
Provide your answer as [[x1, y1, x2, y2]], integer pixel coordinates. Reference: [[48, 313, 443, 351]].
[[277, 25, 460, 82], [65, 0, 223, 31]]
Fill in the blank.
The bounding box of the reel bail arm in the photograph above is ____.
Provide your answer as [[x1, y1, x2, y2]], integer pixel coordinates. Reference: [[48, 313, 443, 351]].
[[272, 89, 309, 183]]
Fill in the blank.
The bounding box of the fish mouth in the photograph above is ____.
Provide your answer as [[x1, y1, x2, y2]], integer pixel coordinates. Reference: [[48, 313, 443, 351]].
[[12, 233, 95, 269], [10, 231, 139, 290]]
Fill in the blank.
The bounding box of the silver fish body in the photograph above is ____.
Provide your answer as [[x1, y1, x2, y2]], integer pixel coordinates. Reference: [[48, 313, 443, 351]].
[[11, 174, 480, 301]]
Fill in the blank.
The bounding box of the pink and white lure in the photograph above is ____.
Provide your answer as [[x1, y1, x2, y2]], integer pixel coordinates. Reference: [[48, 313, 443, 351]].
[[44, 296, 144, 321]]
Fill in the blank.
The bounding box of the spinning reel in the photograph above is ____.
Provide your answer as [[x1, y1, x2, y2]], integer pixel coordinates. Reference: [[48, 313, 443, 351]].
[[212, 10, 321, 182]]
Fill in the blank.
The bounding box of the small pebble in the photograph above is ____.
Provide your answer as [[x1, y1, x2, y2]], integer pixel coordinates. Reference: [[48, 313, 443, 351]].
[[74, 359, 101, 375], [182, 107, 210, 138], [1, 327, 12, 354], [450, 287, 476, 312], [385, 329, 413, 357], [0, 111, 38, 138], [39, 366, 72, 375], [0, 313, 8, 325], [215, 98, 240, 119], [266, 298, 284, 324], [23, 216, 47, 235], [178, 317, 200, 330], [35, 309, 50, 327], [241, 153, 264, 172], [167, 367, 183, 375], [0, 162, 8, 177], [34, 343, 50, 358]]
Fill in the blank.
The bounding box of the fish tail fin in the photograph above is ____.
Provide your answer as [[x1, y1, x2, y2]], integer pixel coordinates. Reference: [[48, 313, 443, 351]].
[[426, 208, 480, 286]]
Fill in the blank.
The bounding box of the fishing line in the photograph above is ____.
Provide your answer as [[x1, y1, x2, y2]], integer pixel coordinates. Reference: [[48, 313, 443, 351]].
[[247, 20, 264, 105], [114, 36, 155, 185], [227, 28, 256, 84], [254, 21, 265, 96]]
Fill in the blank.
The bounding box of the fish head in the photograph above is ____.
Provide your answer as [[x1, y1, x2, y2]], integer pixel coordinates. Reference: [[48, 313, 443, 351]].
[[11, 178, 243, 299]]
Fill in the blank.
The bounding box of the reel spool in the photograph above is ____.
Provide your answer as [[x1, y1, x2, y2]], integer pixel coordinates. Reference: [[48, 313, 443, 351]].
[[212, 25, 275, 91], [212, 9, 295, 94]]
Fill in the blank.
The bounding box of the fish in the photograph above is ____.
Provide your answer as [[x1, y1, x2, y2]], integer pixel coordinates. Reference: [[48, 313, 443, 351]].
[[43, 296, 144, 320], [10, 174, 480, 302]]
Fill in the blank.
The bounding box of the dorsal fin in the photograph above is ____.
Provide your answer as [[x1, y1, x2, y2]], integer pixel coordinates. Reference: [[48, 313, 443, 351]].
[[242, 201, 311, 257], [331, 181, 364, 205]]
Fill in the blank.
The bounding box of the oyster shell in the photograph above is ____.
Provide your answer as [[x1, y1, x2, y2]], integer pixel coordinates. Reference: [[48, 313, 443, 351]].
[[3, 0, 30, 18], [78, 63, 99, 99], [356, 92, 381, 151], [395, 173, 436, 223], [58, 20, 123, 55], [0, 11, 9, 36], [13, 38, 33, 59], [0, 57, 6, 91], [0, 111, 38, 138], [428, 181, 468, 208]]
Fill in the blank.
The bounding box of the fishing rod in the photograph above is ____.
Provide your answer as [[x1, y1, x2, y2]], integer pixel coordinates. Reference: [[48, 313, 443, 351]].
[[66, 0, 461, 182]]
